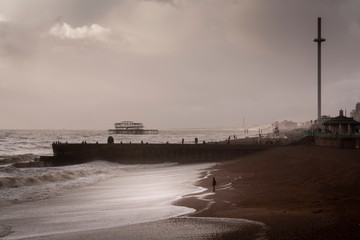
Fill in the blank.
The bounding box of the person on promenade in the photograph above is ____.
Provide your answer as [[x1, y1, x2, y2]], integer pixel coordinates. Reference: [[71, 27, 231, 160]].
[[182, 138, 184, 144], [212, 177, 217, 192], [195, 137, 198, 144]]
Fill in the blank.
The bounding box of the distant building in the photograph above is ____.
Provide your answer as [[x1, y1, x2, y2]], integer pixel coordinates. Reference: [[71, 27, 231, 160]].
[[350, 102, 360, 121], [299, 121, 312, 128], [320, 115, 331, 123], [271, 120, 298, 130], [313, 115, 332, 127]]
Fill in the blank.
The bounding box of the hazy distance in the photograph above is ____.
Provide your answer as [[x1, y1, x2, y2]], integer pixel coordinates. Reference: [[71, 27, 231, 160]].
[[1, 0, 360, 129]]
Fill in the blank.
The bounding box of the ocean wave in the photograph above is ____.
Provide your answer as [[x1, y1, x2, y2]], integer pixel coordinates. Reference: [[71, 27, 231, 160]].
[[0, 161, 126, 203], [0, 225, 12, 238], [0, 154, 37, 166], [0, 161, 177, 204], [0, 168, 92, 188]]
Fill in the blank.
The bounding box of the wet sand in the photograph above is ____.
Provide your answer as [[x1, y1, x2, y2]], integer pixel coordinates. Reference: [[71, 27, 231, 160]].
[[176, 144, 360, 240], [26, 217, 267, 240]]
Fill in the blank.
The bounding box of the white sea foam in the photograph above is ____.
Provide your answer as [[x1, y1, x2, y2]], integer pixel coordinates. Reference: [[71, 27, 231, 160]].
[[0, 163, 214, 239], [0, 224, 12, 238], [0, 161, 174, 203], [0, 154, 37, 166]]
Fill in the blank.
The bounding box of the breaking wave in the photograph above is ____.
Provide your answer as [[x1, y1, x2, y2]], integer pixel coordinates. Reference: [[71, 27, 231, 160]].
[[0, 154, 37, 166], [0, 160, 133, 203]]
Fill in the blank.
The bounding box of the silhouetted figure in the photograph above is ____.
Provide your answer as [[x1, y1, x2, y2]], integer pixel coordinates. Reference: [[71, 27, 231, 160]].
[[107, 136, 114, 144], [182, 138, 184, 144], [195, 137, 198, 144], [212, 177, 217, 192]]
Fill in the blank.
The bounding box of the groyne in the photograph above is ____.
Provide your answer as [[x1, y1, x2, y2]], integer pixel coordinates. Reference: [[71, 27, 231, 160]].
[[315, 135, 360, 149], [41, 143, 267, 166]]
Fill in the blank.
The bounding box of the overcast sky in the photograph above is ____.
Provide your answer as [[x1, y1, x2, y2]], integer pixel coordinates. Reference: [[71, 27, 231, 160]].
[[1, 0, 360, 129]]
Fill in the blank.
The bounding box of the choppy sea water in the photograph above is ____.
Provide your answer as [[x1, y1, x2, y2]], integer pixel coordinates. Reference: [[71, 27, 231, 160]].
[[0, 128, 264, 156], [0, 129, 269, 239]]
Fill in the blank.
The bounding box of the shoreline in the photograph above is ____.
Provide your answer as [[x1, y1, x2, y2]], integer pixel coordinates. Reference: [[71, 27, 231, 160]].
[[0, 163, 214, 240], [19, 217, 267, 240], [2, 140, 360, 239], [175, 144, 360, 240]]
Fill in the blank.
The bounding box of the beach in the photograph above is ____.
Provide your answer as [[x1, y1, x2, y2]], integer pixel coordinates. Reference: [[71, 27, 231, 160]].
[[1, 129, 360, 239], [0, 163, 215, 239], [176, 143, 360, 239], [0, 160, 267, 240], [1, 129, 269, 240]]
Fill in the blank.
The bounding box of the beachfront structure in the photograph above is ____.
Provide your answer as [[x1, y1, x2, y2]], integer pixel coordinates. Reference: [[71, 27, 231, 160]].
[[314, 17, 326, 122], [350, 102, 360, 121], [323, 110, 360, 135], [313, 110, 360, 149], [108, 121, 159, 135], [44, 143, 266, 166]]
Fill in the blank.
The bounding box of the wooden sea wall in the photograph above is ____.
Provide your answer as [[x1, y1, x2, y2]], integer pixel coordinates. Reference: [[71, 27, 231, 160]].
[[43, 143, 267, 166], [315, 136, 359, 149]]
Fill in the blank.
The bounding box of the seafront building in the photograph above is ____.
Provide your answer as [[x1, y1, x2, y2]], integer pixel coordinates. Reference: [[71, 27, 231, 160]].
[[313, 109, 360, 148], [350, 102, 360, 122], [323, 110, 360, 134]]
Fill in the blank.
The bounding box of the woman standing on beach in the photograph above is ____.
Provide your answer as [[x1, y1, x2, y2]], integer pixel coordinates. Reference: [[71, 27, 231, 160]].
[[212, 177, 217, 192]]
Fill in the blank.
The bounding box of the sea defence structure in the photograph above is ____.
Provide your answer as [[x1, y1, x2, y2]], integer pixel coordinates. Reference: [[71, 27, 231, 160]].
[[314, 135, 360, 149], [40, 142, 267, 166]]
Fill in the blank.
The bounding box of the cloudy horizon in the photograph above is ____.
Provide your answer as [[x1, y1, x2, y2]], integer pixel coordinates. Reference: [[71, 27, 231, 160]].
[[1, 0, 360, 129]]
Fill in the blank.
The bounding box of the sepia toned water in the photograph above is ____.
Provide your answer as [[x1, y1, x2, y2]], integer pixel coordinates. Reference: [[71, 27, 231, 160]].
[[0, 129, 268, 239], [0, 128, 263, 156]]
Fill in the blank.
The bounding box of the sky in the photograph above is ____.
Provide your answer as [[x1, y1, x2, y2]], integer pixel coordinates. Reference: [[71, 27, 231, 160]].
[[1, 0, 360, 129]]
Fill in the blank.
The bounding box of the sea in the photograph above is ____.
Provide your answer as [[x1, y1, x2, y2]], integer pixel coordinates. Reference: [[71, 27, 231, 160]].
[[0, 129, 269, 240]]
